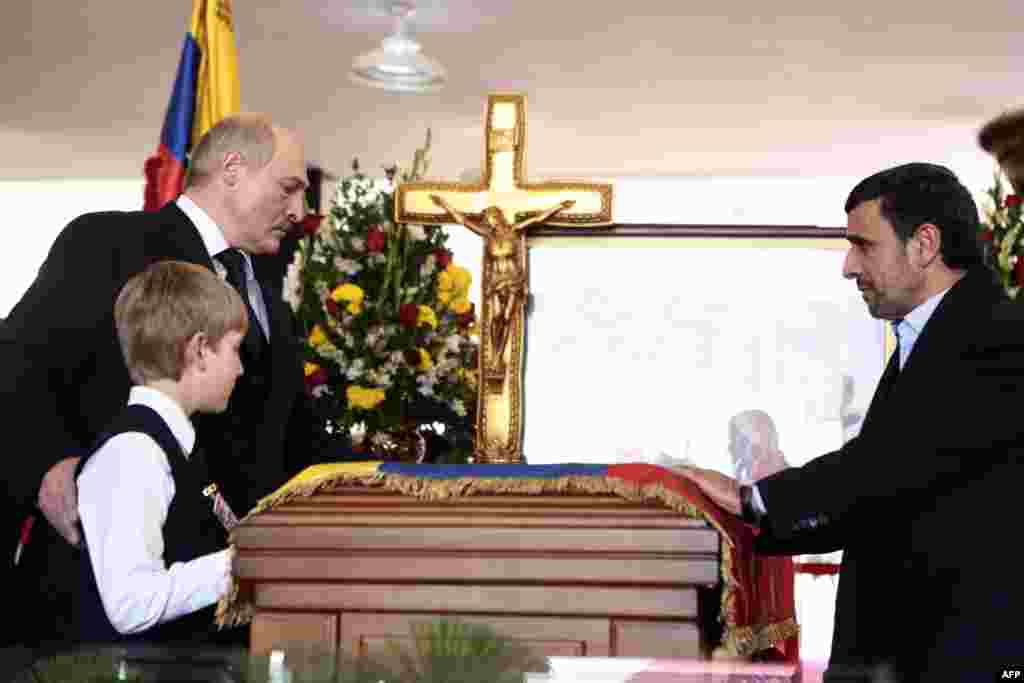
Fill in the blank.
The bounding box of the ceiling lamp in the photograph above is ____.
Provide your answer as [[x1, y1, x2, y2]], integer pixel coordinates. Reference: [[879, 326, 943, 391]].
[[350, 2, 447, 94]]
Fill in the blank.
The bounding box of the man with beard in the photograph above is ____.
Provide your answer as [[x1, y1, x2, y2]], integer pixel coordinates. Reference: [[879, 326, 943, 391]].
[[679, 163, 1024, 680]]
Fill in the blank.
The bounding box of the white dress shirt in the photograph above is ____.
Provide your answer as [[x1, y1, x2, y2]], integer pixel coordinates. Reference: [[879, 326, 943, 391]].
[[77, 386, 232, 635], [176, 195, 270, 338], [751, 285, 953, 515]]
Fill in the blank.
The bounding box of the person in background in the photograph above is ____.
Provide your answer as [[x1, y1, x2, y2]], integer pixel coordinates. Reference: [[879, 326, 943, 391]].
[[727, 409, 790, 484]]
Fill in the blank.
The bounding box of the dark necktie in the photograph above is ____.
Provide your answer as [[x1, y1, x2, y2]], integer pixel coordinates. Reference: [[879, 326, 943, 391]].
[[215, 248, 266, 352], [890, 319, 904, 375]]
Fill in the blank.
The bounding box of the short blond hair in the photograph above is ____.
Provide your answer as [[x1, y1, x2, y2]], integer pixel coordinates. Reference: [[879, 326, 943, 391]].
[[115, 260, 248, 384], [185, 113, 277, 189]]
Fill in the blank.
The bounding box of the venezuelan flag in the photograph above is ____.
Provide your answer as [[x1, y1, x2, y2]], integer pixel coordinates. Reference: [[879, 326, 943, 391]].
[[221, 461, 797, 659], [144, 0, 239, 211]]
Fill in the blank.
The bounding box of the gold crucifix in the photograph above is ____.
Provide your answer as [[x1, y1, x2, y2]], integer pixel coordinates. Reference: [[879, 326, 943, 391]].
[[395, 93, 613, 464]]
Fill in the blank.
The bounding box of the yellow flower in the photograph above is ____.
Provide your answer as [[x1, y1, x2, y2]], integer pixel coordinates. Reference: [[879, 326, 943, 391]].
[[303, 362, 320, 377], [331, 283, 365, 315], [436, 269, 454, 305], [346, 385, 386, 410], [417, 305, 438, 329], [308, 325, 328, 347], [436, 264, 472, 312], [417, 348, 434, 371], [450, 296, 471, 314], [449, 264, 472, 291]]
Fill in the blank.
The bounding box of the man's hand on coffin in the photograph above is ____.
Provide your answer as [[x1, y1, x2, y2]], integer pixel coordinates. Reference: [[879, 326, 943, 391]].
[[676, 467, 741, 516], [38, 456, 82, 546]]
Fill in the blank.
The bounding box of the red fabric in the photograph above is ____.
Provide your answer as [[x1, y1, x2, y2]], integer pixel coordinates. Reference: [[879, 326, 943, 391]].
[[794, 561, 840, 576], [144, 144, 186, 211], [608, 463, 797, 655]]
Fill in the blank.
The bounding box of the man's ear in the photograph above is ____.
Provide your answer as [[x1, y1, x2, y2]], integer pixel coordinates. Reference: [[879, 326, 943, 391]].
[[222, 152, 245, 188], [913, 223, 942, 268]]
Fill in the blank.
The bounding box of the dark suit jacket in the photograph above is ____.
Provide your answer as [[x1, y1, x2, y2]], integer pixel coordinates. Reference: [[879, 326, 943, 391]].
[[755, 267, 1024, 680], [0, 202, 331, 643]]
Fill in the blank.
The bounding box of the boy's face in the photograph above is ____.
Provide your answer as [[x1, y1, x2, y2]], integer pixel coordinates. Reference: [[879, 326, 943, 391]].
[[199, 330, 245, 413]]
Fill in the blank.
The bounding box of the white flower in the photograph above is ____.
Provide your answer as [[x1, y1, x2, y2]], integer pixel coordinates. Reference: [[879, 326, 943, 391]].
[[406, 223, 427, 241], [367, 368, 393, 389], [334, 256, 362, 276], [420, 254, 436, 278], [451, 399, 467, 417], [366, 326, 383, 347], [349, 422, 367, 446], [345, 359, 366, 381], [310, 240, 328, 264], [444, 333, 463, 353], [312, 385, 331, 399], [283, 249, 304, 312], [350, 237, 365, 253], [390, 351, 405, 366], [416, 371, 438, 397]]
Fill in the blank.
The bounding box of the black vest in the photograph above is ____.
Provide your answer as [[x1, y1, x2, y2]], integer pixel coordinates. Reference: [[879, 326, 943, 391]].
[[76, 404, 228, 645]]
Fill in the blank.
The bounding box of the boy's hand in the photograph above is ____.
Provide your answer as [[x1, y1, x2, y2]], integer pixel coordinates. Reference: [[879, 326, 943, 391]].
[[38, 456, 82, 546]]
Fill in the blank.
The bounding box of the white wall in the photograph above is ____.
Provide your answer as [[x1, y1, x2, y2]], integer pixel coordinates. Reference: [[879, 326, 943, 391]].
[[0, 179, 145, 317]]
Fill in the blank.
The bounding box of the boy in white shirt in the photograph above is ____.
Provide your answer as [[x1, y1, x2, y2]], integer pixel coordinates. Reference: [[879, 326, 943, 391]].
[[76, 260, 246, 644]]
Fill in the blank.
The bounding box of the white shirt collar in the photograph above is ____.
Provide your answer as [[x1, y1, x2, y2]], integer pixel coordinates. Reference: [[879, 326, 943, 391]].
[[127, 386, 196, 458], [900, 285, 951, 338], [176, 195, 228, 258], [176, 195, 257, 281]]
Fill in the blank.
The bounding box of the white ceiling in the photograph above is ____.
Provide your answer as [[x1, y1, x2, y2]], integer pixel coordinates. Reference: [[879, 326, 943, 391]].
[[4, 0, 1024, 187]]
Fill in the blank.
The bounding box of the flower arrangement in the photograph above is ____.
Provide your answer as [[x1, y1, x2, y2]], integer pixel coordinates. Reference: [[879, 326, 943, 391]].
[[285, 142, 479, 462], [979, 171, 1024, 298]]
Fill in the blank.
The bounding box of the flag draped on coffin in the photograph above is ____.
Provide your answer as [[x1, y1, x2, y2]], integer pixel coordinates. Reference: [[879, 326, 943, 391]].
[[221, 461, 798, 659], [144, 0, 239, 211]]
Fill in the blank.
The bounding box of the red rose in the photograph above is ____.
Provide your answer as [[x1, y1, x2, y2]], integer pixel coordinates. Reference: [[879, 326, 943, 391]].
[[325, 299, 341, 318], [366, 227, 386, 253], [1006, 195, 1022, 209], [299, 214, 323, 237], [457, 303, 476, 329], [399, 303, 419, 328], [1015, 258, 1024, 287], [434, 249, 452, 269], [304, 367, 327, 394]]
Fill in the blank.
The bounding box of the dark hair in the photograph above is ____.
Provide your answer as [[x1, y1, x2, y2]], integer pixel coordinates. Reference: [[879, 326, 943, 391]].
[[844, 163, 982, 269]]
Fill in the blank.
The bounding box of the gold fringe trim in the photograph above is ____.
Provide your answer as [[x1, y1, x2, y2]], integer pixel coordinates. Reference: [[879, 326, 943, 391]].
[[217, 468, 789, 656], [722, 617, 800, 657]]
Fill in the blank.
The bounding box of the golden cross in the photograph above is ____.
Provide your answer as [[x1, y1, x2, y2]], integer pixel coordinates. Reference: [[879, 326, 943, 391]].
[[395, 93, 613, 464]]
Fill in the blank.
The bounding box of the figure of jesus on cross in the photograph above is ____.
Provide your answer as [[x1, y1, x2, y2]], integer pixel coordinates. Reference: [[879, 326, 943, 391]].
[[395, 93, 613, 463], [429, 195, 575, 380]]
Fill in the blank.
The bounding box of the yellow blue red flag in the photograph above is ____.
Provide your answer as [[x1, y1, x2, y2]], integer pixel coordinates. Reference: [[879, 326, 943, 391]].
[[144, 0, 239, 211]]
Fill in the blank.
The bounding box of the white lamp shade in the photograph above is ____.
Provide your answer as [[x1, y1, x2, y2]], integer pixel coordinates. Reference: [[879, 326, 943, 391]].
[[350, 33, 447, 93]]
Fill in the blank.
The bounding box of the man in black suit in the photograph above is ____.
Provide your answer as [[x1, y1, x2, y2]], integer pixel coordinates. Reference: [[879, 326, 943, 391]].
[[680, 163, 1024, 681], [0, 113, 338, 653]]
